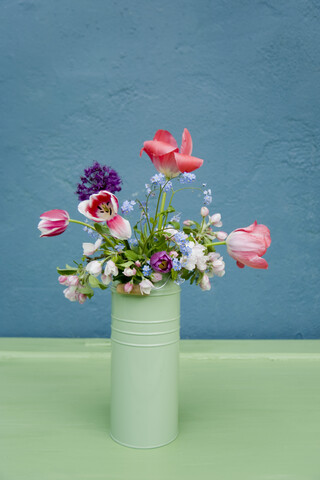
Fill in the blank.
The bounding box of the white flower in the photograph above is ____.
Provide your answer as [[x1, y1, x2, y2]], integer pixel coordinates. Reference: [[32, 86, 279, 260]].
[[163, 227, 178, 239], [123, 267, 137, 277], [139, 279, 155, 295], [207, 253, 225, 278], [151, 272, 162, 283], [200, 274, 211, 291], [101, 274, 112, 285], [82, 238, 102, 256], [104, 260, 118, 276], [201, 207, 209, 217], [181, 243, 208, 272], [67, 275, 80, 286], [86, 261, 102, 276], [209, 213, 222, 228], [63, 286, 78, 302]]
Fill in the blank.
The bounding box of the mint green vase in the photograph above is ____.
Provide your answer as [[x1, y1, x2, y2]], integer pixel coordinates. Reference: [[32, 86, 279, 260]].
[[110, 280, 181, 449]]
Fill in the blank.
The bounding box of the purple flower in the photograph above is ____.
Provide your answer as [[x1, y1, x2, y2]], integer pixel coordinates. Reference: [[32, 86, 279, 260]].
[[150, 251, 173, 273], [76, 162, 122, 201]]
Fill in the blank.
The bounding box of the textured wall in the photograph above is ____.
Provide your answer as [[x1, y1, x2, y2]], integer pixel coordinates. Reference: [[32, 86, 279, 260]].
[[1, 0, 319, 338]]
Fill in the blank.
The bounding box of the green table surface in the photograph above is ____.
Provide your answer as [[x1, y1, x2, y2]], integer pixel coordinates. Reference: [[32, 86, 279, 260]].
[[1, 339, 320, 480]]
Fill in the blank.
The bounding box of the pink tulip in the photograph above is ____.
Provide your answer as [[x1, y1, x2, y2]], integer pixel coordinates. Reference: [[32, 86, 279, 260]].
[[78, 190, 119, 222], [38, 209, 69, 237], [107, 214, 132, 240], [78, 190, 131, 240], [140, 128, 204, 178], [226, 221, 271, 269]]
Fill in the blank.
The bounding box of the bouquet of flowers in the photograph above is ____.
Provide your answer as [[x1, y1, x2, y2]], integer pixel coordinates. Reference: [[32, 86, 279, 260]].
[[38, 128, 271, 303]]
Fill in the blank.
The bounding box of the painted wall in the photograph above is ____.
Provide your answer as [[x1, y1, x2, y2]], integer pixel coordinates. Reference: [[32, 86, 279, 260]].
[[1, 0, 319, 338]]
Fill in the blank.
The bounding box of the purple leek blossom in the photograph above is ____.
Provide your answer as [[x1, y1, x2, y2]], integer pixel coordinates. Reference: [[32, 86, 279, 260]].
[[76, 162, 122, 201]]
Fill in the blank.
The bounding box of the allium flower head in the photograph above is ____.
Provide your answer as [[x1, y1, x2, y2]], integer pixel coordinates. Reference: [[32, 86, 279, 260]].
[[76, 162, 122, 201]]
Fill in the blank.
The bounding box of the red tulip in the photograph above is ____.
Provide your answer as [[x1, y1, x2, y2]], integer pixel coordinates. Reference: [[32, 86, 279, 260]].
[[226, 221, 271, 269], [140, 128, 204, 178], [38, 209, 69, 237]]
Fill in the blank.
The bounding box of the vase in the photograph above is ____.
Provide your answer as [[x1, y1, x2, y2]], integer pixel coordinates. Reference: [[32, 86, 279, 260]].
[[110, 280, 181, 449]]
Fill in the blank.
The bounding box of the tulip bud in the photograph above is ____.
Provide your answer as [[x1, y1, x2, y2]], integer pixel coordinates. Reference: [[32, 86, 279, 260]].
[[135, 260, 141, 267], [38, 209, 70, 238]]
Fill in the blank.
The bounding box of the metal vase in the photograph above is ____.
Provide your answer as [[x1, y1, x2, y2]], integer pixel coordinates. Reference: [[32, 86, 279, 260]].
[[110, 280, 181, 449]]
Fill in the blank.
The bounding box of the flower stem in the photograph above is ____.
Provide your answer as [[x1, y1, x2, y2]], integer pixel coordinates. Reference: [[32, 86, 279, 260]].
[[69, 219, 96, 230], [209, 241, 227, 246], [158, 191, 167, 231]]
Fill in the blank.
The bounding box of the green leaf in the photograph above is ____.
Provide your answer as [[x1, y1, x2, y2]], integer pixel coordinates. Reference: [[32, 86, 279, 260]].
[[196, 272, 204, 285], [93, 223, 105, 234], [118, 261, 134, 267], [57, 267, 78, 275], [88, 275, 100, 288], [78, 285, 94, 296], [124, 250, 139, 261], [190, 272, 197, 285], [170, 221, 180, 230], [180, 269, 193, 280], [171, 270, 178, 281], [166, 206, 175, 213]]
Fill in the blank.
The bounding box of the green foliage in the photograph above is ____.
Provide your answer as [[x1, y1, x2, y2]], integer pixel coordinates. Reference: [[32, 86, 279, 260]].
[[88, 275, 108, 290], [124, 250, 139, 261], [57, 267, 78, 275]]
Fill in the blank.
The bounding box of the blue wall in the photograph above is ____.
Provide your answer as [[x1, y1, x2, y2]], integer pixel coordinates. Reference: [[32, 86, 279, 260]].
[[1, 0, 319, 339]]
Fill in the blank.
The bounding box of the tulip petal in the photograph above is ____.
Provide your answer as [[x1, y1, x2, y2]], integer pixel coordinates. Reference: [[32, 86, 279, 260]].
[[180, 128, 193, 156], [153, 129, 178, 148], [151, 152, 181, 178], [107, 214, 132, 240], [174, 152, 204, 173], [40, 209, 69, 221], [236, 261, 245, 269], [140, 140, 179, 161], [234, 253, 268, 269]]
